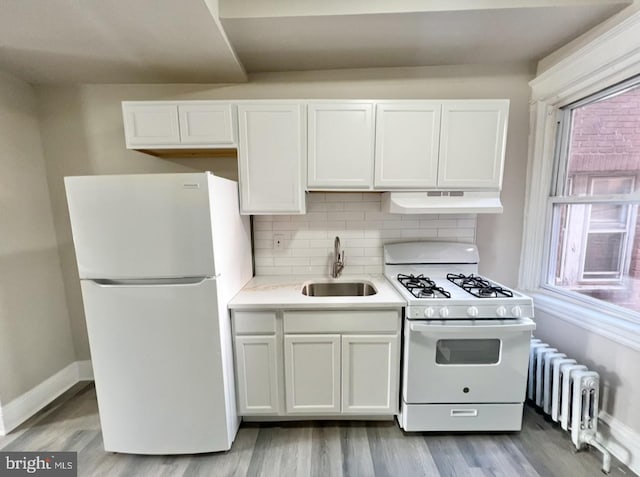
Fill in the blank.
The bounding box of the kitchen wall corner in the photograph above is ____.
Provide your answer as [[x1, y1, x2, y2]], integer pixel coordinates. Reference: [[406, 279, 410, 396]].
[[0, 70, 76, 410]]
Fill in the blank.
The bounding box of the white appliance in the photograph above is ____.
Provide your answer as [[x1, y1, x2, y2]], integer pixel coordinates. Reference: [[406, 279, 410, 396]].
[[65, 172, 252, 455], [383, 241, 535, 432]]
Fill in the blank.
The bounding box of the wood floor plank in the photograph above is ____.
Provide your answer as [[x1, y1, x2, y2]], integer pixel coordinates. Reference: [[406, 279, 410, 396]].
[[310, 422, 343, 477], [463, 434, 540, 477], [368, 421, 440, 476], [245, 423, 313, 477], [0, 386, 633, 477], [426, 435, 478, 477], [339, 422, 375, 477]]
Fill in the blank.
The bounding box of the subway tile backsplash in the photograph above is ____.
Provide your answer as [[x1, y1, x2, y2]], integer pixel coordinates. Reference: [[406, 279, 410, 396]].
[[253, 192, 476, 276]]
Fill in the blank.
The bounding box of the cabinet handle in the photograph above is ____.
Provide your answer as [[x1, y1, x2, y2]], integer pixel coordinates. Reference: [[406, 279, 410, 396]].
[[450, 409, 478, 417]]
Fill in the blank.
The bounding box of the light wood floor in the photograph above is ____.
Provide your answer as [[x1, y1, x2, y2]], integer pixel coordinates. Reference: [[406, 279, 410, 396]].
[[0, 383, 630, 477]]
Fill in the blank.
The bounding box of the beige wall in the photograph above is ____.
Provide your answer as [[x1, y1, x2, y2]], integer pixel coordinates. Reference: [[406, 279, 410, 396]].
[[0, 71, 75, 405], [36, 62, 534, 359]]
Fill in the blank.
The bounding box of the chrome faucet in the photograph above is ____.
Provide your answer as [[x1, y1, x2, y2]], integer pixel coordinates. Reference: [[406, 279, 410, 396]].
[[332, 236, 345, 278]]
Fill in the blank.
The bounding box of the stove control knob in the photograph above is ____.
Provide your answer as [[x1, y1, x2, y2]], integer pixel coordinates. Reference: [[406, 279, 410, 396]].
[[439, 307, 450, 318], [424, 307, 435, 318], [511, 306, 522, 318], [467, 306, 479, 317], [496, 306, 507, 317]]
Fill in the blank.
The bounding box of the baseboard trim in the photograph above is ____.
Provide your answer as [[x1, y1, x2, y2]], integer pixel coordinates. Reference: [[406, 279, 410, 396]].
[[599, 412, 640, 476], [76, 360, 94, 381], [0, 408, 5, 435], [0, 360, 94, 436]]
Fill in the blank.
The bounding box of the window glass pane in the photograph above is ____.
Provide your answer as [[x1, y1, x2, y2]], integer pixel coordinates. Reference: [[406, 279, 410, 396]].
[[589, 203, 629, 229], [566, 85, 640, 196], [590, 177, 634, 195], [435, 339, 500, 365], [549, 203, 640, 314], [583, 233, 623, 275]]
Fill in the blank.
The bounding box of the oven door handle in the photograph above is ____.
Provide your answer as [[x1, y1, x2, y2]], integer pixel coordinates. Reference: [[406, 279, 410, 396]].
[[409, 319, 536, 334]]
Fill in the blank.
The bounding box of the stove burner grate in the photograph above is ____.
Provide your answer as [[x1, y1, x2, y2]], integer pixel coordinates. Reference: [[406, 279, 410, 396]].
[[446, 273, 513, 298], [397, 274, 451, 299]]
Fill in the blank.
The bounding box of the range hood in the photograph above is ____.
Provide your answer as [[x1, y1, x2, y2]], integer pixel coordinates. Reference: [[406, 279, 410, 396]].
[[382, 191, 503, 214]]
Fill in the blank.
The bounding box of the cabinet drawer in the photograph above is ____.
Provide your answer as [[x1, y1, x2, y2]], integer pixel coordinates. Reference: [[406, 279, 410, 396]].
[[283, 310, 399, 333], [232, 311, 277, 334], [400, 403, 523, 432]]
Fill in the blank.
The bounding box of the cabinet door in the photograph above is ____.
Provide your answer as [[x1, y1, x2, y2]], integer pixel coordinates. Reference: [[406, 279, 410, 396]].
[[234, 335, 281, 415], [178, 103, 236, 145], [437, 100, 509, 190], [284, 334, 341, 414], [122, 102, 180, 147], [342, 334, 399, 414], [307, 103, 374, 189], [374, 103, 441, 189], [237, 103, 306, 214]]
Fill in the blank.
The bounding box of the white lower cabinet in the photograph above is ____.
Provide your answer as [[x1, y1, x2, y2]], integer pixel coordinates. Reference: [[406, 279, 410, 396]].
[[284, 334, 341, 414], [234, 335, 280, 415], [342, 334, 399, 414], [283, 332, 399, 415], [232, 308, 401, 417]]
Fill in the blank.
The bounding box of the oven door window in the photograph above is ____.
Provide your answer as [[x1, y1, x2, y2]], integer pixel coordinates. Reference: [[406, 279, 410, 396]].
[[435, 339, 501, 365]]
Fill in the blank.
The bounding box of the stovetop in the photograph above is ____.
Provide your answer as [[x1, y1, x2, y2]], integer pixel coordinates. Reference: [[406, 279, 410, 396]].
[[385, 269, 534, 320], [383, 242, 534, 320]]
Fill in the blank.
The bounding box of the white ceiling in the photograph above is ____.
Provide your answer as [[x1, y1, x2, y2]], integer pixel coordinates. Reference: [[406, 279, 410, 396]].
[[0, 0, 631, 84], [0, 0, 246, 83]]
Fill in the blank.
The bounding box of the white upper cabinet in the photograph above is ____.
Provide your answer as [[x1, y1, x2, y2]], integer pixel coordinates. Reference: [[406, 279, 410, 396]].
[[122, 101, 237, 149], [437, 100, 509, 190], [122, 103, 180, 147], [374, 102, 441, 189], [178, 103, 236, 145], [307, 103, 375, 189], [237, 103, 306, 215]]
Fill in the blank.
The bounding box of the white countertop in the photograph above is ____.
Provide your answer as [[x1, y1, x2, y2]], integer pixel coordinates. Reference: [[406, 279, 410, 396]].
[[228, 275, 406, 310]]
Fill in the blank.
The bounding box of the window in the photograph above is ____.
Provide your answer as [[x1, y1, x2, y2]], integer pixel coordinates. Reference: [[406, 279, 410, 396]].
[[546, 79, 640, 314]]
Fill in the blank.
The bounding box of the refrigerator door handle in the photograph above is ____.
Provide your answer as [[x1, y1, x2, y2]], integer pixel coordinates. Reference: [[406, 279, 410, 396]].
[[88, 277, 213, 287]]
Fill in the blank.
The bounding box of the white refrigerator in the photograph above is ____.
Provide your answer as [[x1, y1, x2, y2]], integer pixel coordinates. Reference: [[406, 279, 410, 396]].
[[65, 172, 252, 455]]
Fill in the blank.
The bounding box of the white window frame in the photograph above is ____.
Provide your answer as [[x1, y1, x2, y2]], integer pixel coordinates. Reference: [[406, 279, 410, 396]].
[[519, 7, 640, 351]]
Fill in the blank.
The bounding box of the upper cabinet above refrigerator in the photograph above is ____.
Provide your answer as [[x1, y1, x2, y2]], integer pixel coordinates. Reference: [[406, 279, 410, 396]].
[[122, 101, 237, 151]]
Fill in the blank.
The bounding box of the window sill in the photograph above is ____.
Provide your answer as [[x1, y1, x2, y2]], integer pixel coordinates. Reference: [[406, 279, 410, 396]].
[[527, 289, 640, 352]]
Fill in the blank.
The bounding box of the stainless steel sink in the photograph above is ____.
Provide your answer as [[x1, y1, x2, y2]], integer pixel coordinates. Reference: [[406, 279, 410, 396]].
[[301, 282, 377, 297]]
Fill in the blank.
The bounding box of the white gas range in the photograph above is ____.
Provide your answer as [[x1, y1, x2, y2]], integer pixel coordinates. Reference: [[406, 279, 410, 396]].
[[384, 241, 536, 432]]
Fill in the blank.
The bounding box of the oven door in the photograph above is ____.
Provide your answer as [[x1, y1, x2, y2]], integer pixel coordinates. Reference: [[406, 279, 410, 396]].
[[403, 318, 535, 404]]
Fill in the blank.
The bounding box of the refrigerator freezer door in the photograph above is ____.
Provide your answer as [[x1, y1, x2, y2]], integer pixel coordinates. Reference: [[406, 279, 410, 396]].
[[81, 277, 235, 454], [65, 173, 215, 279]]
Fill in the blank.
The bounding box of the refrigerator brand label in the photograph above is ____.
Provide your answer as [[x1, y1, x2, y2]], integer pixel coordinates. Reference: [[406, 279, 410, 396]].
[[0, 452, 76, 476], [183, 183, 200, 189]]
